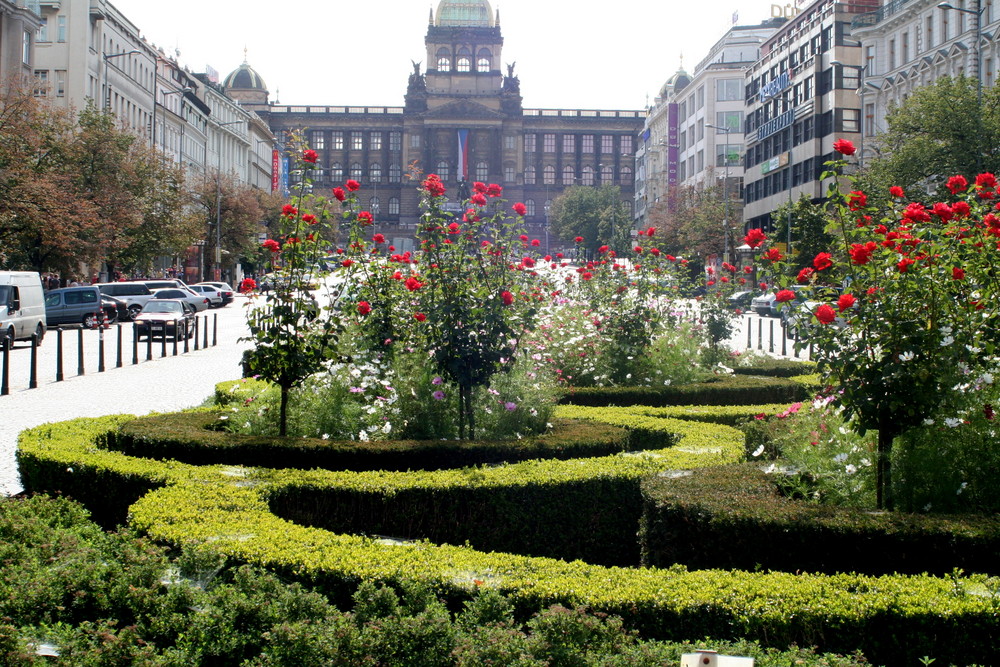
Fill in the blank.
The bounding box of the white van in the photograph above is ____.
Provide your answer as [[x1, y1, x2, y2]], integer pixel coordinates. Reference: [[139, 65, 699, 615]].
[[0, 271, 46, 348]]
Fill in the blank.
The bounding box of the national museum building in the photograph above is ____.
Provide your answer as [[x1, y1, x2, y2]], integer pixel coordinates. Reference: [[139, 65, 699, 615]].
[[226, 0, 644, 252]]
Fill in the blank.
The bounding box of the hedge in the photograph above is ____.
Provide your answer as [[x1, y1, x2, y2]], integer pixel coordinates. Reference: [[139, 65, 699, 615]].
[[15, 414, 1000, 664], [559, 374, 809, 407], [732, 358, 817, 378], [640, 462, 1000, 576]]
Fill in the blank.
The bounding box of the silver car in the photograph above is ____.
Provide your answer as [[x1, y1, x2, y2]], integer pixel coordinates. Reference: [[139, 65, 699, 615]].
[[149, 287, 210, 312], [188, 284, 224, 308]]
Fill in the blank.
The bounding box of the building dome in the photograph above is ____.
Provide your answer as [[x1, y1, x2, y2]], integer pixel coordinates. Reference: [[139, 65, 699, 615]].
[[223, 61, 268, 92], [659, 67, 691, 99], [435, 0, 494, 27]]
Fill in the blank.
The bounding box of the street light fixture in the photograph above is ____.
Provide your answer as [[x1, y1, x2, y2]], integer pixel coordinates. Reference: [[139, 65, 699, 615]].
[[938, 0, 985, 171], [151, 86, 191, 150], [211, 119, 246, 282], [101, 50, 140, 111], [706, 122, 734, 263]]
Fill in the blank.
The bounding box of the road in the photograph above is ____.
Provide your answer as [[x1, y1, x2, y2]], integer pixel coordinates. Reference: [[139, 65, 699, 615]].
[[0, 297, 253, 496]]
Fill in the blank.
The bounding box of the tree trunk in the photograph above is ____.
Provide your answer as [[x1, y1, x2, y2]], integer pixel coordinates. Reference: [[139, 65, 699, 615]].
[[279, 385, 289, 438], [876, 423, 896, 511]]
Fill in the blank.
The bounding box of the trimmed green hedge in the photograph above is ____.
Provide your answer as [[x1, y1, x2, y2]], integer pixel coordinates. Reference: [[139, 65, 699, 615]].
[[732, 358, 817, 378], [559, 374, 809, 407], [109, 411, 633, 472], [640, 463, 1000, 576], [16, 414, 1000, 664]]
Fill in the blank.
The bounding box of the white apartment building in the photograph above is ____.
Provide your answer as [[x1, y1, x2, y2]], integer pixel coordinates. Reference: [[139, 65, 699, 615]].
[[1, 0, 41, 88]]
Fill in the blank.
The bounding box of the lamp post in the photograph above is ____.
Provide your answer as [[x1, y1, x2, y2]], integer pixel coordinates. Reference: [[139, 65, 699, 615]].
[[211, 119, 246, 282], [544, 202, 551, 255], [706, 122, 734, 263], [938, 0, 985, 171], [830, 60, 870, 168], [151, 86, 190, 151], [101, 50, 140, 112]]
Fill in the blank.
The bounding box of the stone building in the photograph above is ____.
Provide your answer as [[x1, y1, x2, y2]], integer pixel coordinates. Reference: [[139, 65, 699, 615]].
[[239, 0, 644, 253]]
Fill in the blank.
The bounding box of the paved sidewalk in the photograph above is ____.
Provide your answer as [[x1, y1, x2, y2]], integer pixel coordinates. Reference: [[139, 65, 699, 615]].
[[1, 301, 252, 496]]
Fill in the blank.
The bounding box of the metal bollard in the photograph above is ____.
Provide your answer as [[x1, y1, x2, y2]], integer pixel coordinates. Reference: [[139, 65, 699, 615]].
[[1, 343, 8, 396], [132, 323, 139, 365], [29, 334, 38, 389], [184, 322, 190, 353], [161, 330, 167, 358], [116, 324, 123, 368], [757, 318, 762, 350], [172, 330, 178, 356], [203, 315, 208, 349], [746, 318, 752, 349], [146, 326, 152, 361], [213, 313, 218, 347], [56, 328, 64, 382], [781, 320, 787, 357], [77, 328, 85, 376], [193, 318, 199, 351], [768, 320, 774, 353], [98, 326, 106, 373]]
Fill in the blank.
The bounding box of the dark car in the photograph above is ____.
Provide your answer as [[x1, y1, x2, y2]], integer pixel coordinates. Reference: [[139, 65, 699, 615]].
[[45, 286, 108, 327], [101, 295, 129, 324], [133, 299, 196, 341]]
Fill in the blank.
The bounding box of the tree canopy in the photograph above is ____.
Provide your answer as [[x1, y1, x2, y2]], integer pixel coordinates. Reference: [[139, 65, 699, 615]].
[[548, 185, 630, 256]]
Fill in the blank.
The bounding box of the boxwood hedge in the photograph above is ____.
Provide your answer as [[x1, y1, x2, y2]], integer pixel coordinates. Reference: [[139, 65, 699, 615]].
[[559, 374, 809, 407]]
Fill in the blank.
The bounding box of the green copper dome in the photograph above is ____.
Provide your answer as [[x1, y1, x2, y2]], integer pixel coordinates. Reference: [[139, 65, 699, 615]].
[[436, 0, 494, 27]]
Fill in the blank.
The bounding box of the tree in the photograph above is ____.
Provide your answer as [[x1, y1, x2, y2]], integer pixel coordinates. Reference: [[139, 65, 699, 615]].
[[770, 194, 836, 275], [548, 185, 629, 256], [860, 77, 1000, 201]]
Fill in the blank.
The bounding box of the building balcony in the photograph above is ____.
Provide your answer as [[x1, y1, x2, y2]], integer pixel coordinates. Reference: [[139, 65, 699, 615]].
[[852, 0, 916, 30]]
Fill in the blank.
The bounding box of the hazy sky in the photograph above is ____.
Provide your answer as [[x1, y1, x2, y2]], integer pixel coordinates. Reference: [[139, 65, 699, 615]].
[[110, 0, 794, 110]]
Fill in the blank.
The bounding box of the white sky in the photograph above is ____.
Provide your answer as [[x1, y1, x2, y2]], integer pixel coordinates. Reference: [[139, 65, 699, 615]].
[[110, 0, 790, 110]]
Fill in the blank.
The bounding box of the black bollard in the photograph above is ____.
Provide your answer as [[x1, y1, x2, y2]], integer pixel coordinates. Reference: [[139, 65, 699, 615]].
[[757, 318, 762, 350], [161, 330, 167, 358], [183, 322, 190, 353], [77, 328, 85, 376], [768, 320, 774, 354], [747, 318, 752, 350], [56, 328, 64, 381], [193, 318, 199, 351], [98, 326, 105, 373], [1, 343, 8, 396], [146, 326, 152, 361], [29, 334, 38, 389], [132, 323, 139, 365], [116, 324, 123, 368], [781, 320, 787, 357], [172, 329, 178, 356], [212, 313, 218, 347], [203, 315, 208, 349]]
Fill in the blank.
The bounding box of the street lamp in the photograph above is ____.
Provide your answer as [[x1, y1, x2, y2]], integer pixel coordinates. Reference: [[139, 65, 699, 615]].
[[830, 60, 871, 168], [211, 119, 246, 282], [706, 122, 734, 263], [543, 201, 551, 254], [151, 86, 190, 150], [101, 50, 140, 111], [938, 1, 984, 107]]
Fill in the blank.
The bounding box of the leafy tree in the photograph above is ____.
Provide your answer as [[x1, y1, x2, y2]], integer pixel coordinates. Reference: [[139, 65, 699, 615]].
[[771, 194, 836, 275], [860, 77, 1000, 201], [647, 174, 737, 261], [548, 185, 630, 256]]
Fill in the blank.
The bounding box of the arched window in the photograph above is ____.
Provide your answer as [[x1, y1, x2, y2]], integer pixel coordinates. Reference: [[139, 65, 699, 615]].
[[389, 164, 401, 183], [582, 165, 594, 186], [436, 48, 451, 72], [436, 160, 450, 182], [350, 162, 363, 180], [601, 164, 614, 184], [370, 196, 380, 214], [524, 165, 536, 185], [477, 48, 491, 72], [475, 161, 488, 181], [389, 197, 400, 215], [503, 164, 515, 183], [369, 163, 382, 183], [457, 47, 471, 72], [562, 165, 575, 185], [526, 199, 536, 216], [620, 166, 633, 185], [331, 162, 343, 182], [543, 165, 555, 185]]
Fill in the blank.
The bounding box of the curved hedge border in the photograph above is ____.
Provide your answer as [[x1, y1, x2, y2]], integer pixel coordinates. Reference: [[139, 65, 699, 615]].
[[559, 374, 809, 407], [15, 411, 1000, 665], [640, 462, 1000, 576]]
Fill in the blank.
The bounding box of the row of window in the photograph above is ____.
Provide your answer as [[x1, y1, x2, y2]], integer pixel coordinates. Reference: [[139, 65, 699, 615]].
[[884, 1, 996, 72], [742, 153, 833, 205], [435, 47, 493, 73], [524, 133, 634, 155], [309, 130, 403, 152], [521, 164, 633, 186], [33, 69, 66, 97], [36, 15, 67, 43], [747, 26, 833, 103], [743, 112, 834, 170]]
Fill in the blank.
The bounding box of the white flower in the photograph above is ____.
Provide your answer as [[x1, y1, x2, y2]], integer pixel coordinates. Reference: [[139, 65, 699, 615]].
[[923, 418, 936, 426], [845, 464, 857, 475], [923, 503, 933, 512], [358, 430, 369, 441], [957, 481, 968, 495], [833, 453, 848, 463], [941, 336, 955, 347], [898, 351, 915, 362], [382, 422, 392, 434], [752, 445, 765, 457], [944, 417, 963, 428], [982, 372, 994, 385]]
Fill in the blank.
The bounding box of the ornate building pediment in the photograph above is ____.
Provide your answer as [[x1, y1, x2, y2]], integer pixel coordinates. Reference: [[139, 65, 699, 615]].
[[424, 98, 507, 119]]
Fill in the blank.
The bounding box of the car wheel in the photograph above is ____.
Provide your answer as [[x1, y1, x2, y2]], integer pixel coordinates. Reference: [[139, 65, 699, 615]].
[[82, 313, 98, 329], [127, 304, 142, 320]]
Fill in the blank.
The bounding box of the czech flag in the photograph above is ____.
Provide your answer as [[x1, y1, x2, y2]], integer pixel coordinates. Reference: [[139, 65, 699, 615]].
[[457, 129, 470, 181]]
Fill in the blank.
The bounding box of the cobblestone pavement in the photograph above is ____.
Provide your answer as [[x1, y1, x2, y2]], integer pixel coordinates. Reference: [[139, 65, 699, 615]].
[[1, 297, 254, 496]]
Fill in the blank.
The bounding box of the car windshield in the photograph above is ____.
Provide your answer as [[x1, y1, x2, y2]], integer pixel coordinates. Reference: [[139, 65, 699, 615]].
[[143, 301, 182, 314], [0, 286, 8, 303]]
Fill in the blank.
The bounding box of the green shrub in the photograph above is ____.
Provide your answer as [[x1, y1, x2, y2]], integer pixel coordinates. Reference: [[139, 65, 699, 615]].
[[560, 374, 809, 407]]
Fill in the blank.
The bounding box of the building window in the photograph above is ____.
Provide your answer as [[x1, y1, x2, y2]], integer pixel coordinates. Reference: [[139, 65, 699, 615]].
[[562, 134, 575, 153], [864, 102, 875, 137], [410, 133, 421, 149], [389, 197, 400, 215], [436, 160, 450, 182], [582, 135, 594, 153], [888, 39, 896, 70], [389, 163, 401, 182], [524, 134, 536, 152], [543, 165, 556, 185], [621, 136, 633, 154], [526, 199, 536, 216], [582, 165, 594, 186], [620, 166, 632, 184], [475, 161, 488, 181], [370, 163, 382, 183], [477, 49, 491, 72], [55, 70, 65, 97], [524, 165, 536, 185], [503, 165, 515, 182], [437, 48, 451, 72], [902, 30, 909, 63], [33, 70, 48, 96], [370, 132, 382, 151], [57, 15, 66, 42], [601, 136, 614, 154], [503, 134, 516, 151], [543, 134, 556, 152], [562, 165, 575, 185], [600, 164, 613, 184], [389, 131, 401, 151], [696, 150, 704, 173], [926, 15, 934, 50], [332, 131, 344, 150], [457, 48, 471, 72], [696, 85, 705, 109], [348, 163, 362, 180], [310, 131, 325, 150], [351, 132, 363, 150], [23, 31, 31, 65], [716, 79, 742, 101], [716, 144, 741, 167], [37, 19, 48, 42], [332, 163, 344, 182], [716, 110, 744, 133]]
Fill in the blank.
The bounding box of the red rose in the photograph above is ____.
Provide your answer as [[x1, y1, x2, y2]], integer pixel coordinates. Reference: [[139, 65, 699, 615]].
[[471, 193, 487, 206], [833, 138, 856, 156], [849, 242, 877, 265], [531, 239, 540, 246], [262, 239, 281, 252], [952, 201, 971, 217], [797, 267, 814, 284], [501, 290, 514, 305], [302, 149, 318, 163], [848, 191, 867, 211], [932, 202, 954, 222], [650, 247, 660, 256], [947, 175, 968, 195], [897, 257, 915, 273], [775, 289, 796, 303], [473, 181, 487, 194], [332, 187, 346, 202], [357, 211, 374, 225], [357, 301, 371, 316], [646, 227, 656, 237], [373, 233, 385, 244], [903, 202, 931, 223], [404, 276, 423, 291], [345, 179, 361, 192], [282, 204, 298, 217], [634, 246, 643, 254], [889, 186, 905, 198], [953, 267, 966, 280], [761, 248, 783, 262], [522, 257, 535, 268], [302, 213, 317, 225], [413, 312, 426, 322], [239, 278, 257, 293], [813, 252, 833, 271], [815, 303, 837, 324], [342, 259, 354, 267], [573, 236, 584, 243], [837, 293, 856, 312], [976, 173, 998, 189], [423, 175, 446, 196], [486, 183, 503, 197], [512, 202, 527, 216], [743, 228, 767, 249]]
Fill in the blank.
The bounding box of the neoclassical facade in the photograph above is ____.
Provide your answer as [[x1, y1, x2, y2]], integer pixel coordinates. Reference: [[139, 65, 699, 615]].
[[232, 0, 644, 253]]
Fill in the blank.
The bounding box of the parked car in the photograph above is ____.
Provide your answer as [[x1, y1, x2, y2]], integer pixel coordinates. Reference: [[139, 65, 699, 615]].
[[149, 287, 210, 312], [101, 295, 130, 324], [95, 282, 155, 320], [188, 284, 224, 308], [751, 284, 808, 317], [142, 279, 187, 291], [44, 286, 105, 328], [0, 271, 46, 348], [727, 290, 754, 311], [194, 282, 235, 305], [133, 299, 196, 341]]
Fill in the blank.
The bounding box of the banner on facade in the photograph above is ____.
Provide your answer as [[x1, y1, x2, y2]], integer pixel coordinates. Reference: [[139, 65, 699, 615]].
[[457, 129, 470, 181], [271, 149, 280, 192]]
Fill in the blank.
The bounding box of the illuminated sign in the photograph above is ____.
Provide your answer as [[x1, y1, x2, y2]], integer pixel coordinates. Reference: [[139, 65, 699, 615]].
[[759, 71, 792, 103], [756, 108, 795, 143]]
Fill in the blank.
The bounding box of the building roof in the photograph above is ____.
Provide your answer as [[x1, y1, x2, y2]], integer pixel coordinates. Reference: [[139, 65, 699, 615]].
[[435, 0, 494, 27], [223, 61, 267, 92]]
